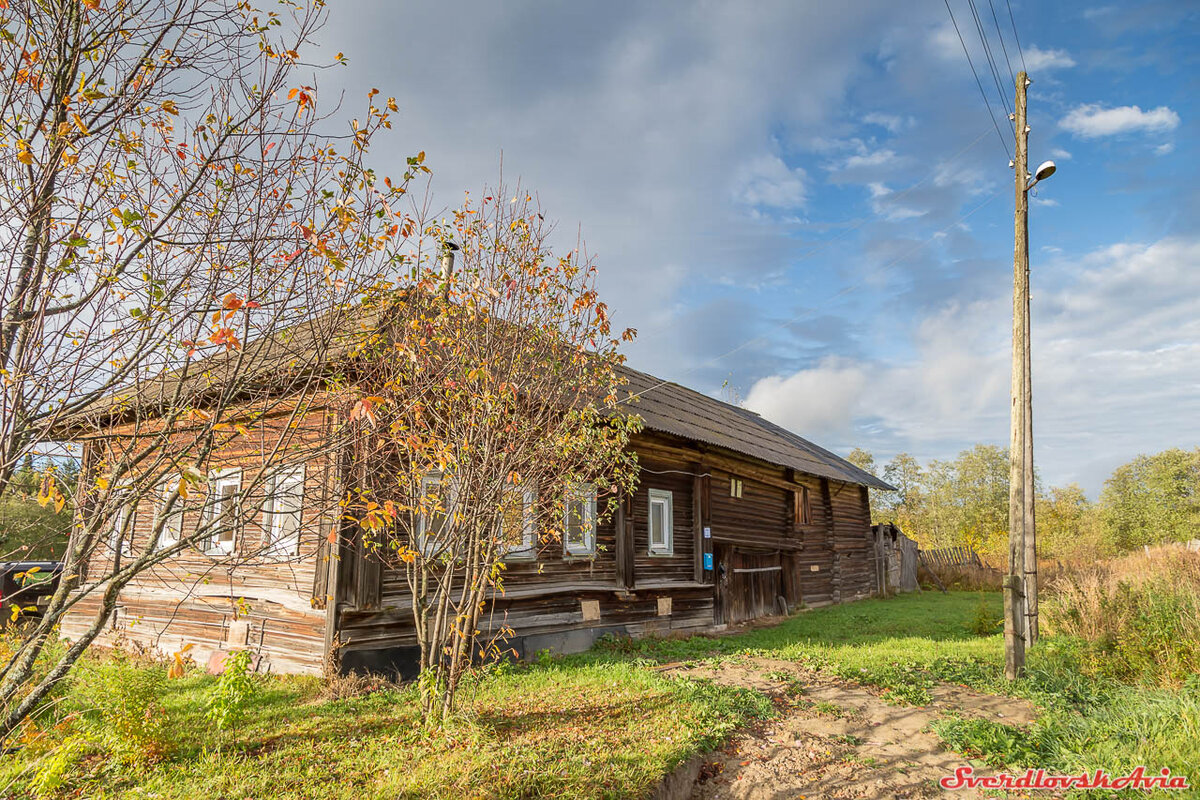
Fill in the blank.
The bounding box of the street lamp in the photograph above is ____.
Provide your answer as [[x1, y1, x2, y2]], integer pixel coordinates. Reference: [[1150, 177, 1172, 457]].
[[1006, 71, 1060, 679], [1028, 160, 1056, 189]]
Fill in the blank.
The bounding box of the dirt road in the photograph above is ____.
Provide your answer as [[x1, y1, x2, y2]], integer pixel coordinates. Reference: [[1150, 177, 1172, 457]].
[[664, 657, 1037, 800]]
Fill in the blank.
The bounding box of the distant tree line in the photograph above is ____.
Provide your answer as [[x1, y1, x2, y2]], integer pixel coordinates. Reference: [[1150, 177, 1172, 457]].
[[847, 446, 1200, 561], [0, 456, 78, 561]]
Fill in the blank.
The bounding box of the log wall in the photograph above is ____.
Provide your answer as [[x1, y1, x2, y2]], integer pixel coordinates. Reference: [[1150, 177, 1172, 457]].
[[59, 403, 341, 676], [63, 417, 879, 677]]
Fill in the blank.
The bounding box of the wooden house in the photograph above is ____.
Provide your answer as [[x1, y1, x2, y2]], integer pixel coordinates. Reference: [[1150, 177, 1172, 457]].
[[61, 351, 892, 677]]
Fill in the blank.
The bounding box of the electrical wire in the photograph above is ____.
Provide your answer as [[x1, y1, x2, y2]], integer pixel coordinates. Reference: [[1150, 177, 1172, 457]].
[[1004, 0, 1028, 73], [943, 0, 1012, 159], [986, 0, 1017, 86], [966, 0, 1014, 121]]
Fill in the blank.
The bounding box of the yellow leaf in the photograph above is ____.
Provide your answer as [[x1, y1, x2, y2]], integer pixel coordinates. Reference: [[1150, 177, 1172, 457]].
[[71, 112, 88, 135], [95, 476, 109, 490], [161, 99, 178, 115]]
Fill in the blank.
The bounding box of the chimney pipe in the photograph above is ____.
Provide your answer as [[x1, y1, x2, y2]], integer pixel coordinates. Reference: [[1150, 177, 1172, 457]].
[[439, 241, 460, 280]]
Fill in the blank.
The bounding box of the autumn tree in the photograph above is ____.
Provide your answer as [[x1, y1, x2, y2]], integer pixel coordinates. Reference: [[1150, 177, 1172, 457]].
[[346, 187, 640, 722], [1101, 448, 1200, 551], [0, 0, 420, 737]]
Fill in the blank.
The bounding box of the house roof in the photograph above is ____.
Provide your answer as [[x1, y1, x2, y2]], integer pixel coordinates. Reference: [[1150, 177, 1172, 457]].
[[618, 365, 895, 491], [62, 297, 892, 491]]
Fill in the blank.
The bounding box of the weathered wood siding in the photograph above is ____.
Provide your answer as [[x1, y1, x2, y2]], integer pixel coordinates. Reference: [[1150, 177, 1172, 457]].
[[334, 429, 878, 672], [59, 403, 341, 675], [63, 410, 879, 676]]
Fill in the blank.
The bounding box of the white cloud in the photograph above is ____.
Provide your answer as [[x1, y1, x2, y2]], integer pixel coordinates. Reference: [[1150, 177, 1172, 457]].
[[928, 20, 963, 61], [744, 236, 1200, 494], [1049, 147, 1072, 161], [1031, 196, 1059, 207], [734, 155, 808, 209], [1060, 103, 1180, 138], [866, 182, 924, 220], [1154, 142, 1175, 156], [862, 112, 912, 133], [1022, 45, 1076, 71], [841, 148, 898, 169], [744, 358, 869, 435]]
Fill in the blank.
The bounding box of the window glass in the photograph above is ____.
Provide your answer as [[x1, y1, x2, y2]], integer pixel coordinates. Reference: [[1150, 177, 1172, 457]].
[[265, 466, 305, 556], [564, 485, 596, 556]]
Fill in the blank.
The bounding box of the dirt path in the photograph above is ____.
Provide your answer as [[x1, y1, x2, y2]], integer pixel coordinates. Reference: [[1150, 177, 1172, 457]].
[[663, 657, 1037, 800]]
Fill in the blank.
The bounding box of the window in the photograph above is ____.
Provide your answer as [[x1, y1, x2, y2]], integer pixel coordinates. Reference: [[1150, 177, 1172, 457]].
[[203, 470, 241, 555], [564, 484, 596, 557], [264, 466, 305, 557], [156, 481, 184, 550], [647, 489, 673, 556], [795, 486, 812, 526], [109, 499, 134, 558], [730, 478, 743, 499], [499, 484, 536, 560], [415, 472, 452, 557]]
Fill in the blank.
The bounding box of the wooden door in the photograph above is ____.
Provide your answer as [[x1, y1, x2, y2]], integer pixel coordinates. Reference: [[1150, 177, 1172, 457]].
[[715, 546, 784, 624]]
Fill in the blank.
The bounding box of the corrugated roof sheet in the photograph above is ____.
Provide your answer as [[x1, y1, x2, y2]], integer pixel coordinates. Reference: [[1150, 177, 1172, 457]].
[[618, 365, 895, 491]]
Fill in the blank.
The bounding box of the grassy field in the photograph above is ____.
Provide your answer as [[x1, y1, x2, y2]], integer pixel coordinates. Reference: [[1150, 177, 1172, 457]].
[[5, 590, 1197, 799]]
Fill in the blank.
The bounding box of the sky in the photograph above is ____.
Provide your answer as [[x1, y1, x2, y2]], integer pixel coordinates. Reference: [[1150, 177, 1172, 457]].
[[313, 1, 1199, 496]]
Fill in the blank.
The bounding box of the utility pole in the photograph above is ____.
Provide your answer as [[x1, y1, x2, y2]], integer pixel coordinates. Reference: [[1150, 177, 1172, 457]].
[[1005, 70, 1030, 680]]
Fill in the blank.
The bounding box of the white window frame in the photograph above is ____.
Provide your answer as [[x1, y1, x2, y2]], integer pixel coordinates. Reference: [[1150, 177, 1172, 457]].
[[109, 499, 134, 558], [500, 484, 537, 561], [415, 472, 453, 557], [647, 488, 674, 556], [156, 480, 184, 551], [563, 484, 597, 558], [204, 469, 242, 556], [263, 465, 305, 558]]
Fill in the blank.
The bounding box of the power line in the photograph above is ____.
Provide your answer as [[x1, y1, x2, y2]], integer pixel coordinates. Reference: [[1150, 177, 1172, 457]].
[[1004, 0, 1028, 73], [943, 0, 1012, 159], [987, 0, 1017, 86], [966, 0, 1014, 121]]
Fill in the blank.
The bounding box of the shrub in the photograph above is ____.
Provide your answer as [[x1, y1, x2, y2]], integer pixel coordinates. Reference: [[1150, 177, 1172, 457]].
[[967, 592, 1001, 636], [1042, 548, 1200, 688], [205, 649, 261, 731], [72, 651, 170, 768]]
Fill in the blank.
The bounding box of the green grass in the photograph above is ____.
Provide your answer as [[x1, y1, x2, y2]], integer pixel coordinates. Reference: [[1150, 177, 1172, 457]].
[[6, 591, 1197, 799], [3, 657, 771, 799]]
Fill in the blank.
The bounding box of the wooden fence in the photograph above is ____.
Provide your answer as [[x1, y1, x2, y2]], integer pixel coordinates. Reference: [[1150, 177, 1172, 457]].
[[920, 545, 983, 569]]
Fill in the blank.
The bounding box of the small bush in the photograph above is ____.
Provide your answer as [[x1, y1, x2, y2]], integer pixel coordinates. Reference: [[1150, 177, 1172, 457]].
[[967, 593, 1001, 636], [72, 651, 170, 768], [205, 649, 260, 731]]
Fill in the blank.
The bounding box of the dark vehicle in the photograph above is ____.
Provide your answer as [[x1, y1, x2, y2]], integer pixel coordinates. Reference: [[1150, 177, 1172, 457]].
[[0, 561, 63, 624]]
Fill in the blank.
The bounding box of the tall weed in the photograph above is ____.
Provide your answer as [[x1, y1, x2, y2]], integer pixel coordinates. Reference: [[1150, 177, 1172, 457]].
[[1042, 548, 1200, 687]]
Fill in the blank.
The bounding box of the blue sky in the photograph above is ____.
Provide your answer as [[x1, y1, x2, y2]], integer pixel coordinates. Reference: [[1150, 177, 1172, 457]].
[[318, 1, 1199, 495]]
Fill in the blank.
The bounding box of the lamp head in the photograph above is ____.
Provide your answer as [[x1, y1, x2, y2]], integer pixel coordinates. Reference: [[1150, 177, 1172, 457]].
[[1031, 160, 1056, 185]]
